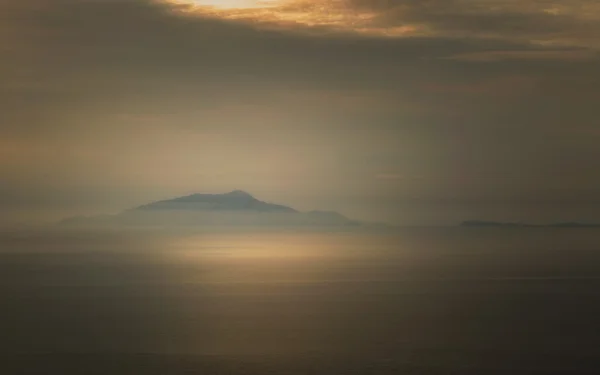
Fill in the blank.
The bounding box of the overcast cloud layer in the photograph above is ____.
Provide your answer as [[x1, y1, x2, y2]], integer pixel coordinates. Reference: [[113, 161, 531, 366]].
[[1, 0, 599, 225]]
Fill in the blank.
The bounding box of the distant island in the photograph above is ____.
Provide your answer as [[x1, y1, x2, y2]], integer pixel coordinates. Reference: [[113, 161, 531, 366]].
[[461, 220, 600, 228], [61, 190, 389, 229]]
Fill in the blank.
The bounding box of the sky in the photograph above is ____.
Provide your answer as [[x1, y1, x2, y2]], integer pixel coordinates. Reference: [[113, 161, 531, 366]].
[[1, 0, 600, 226]]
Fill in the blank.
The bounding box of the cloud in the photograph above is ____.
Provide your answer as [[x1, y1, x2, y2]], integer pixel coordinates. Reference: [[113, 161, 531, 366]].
[[445, 49, 599, 62], [1, 0, 552, 139], [166, 0, 600, 53]]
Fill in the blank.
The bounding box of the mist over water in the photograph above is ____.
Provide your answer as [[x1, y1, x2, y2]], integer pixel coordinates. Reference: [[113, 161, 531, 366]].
[[2, 228, 600, 374]]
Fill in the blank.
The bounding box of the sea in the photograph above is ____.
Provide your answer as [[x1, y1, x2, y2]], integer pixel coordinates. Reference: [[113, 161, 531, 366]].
[[2, 227, 600, 374]]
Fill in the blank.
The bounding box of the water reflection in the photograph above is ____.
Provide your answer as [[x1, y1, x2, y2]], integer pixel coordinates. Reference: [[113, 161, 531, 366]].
[[2, 228, 600, 373]]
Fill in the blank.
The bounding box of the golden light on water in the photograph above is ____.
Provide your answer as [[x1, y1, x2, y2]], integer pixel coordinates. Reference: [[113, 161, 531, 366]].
[[172, 233, 339, 262], [166, 233, 360, 286]]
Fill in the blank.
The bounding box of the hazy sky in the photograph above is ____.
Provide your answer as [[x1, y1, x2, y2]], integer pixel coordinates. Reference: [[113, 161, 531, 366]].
[[1, 0, 600, 225]]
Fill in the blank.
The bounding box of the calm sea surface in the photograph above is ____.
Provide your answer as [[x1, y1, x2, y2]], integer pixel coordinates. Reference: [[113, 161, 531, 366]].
[[2, 228, 600, 374]]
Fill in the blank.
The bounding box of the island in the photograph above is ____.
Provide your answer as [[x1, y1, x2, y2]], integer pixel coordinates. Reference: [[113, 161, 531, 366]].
[[60, 190, 389, 230], [460, 220, 600, 228]]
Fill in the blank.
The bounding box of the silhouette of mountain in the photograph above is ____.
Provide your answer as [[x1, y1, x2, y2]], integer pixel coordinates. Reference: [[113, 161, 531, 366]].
[[133, 190, 297, 213], [60, 191, 379, 229], [461, 220, 600, 228]]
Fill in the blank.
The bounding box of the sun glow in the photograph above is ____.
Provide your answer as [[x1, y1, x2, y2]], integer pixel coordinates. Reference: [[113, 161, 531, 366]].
[[165, 0, 421, 37], [170, 0, 281, 9]]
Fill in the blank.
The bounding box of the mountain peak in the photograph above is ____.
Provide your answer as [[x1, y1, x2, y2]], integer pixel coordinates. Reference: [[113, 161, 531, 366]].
[[131, 190, 296, 213], [225, 190, 253, 198]]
